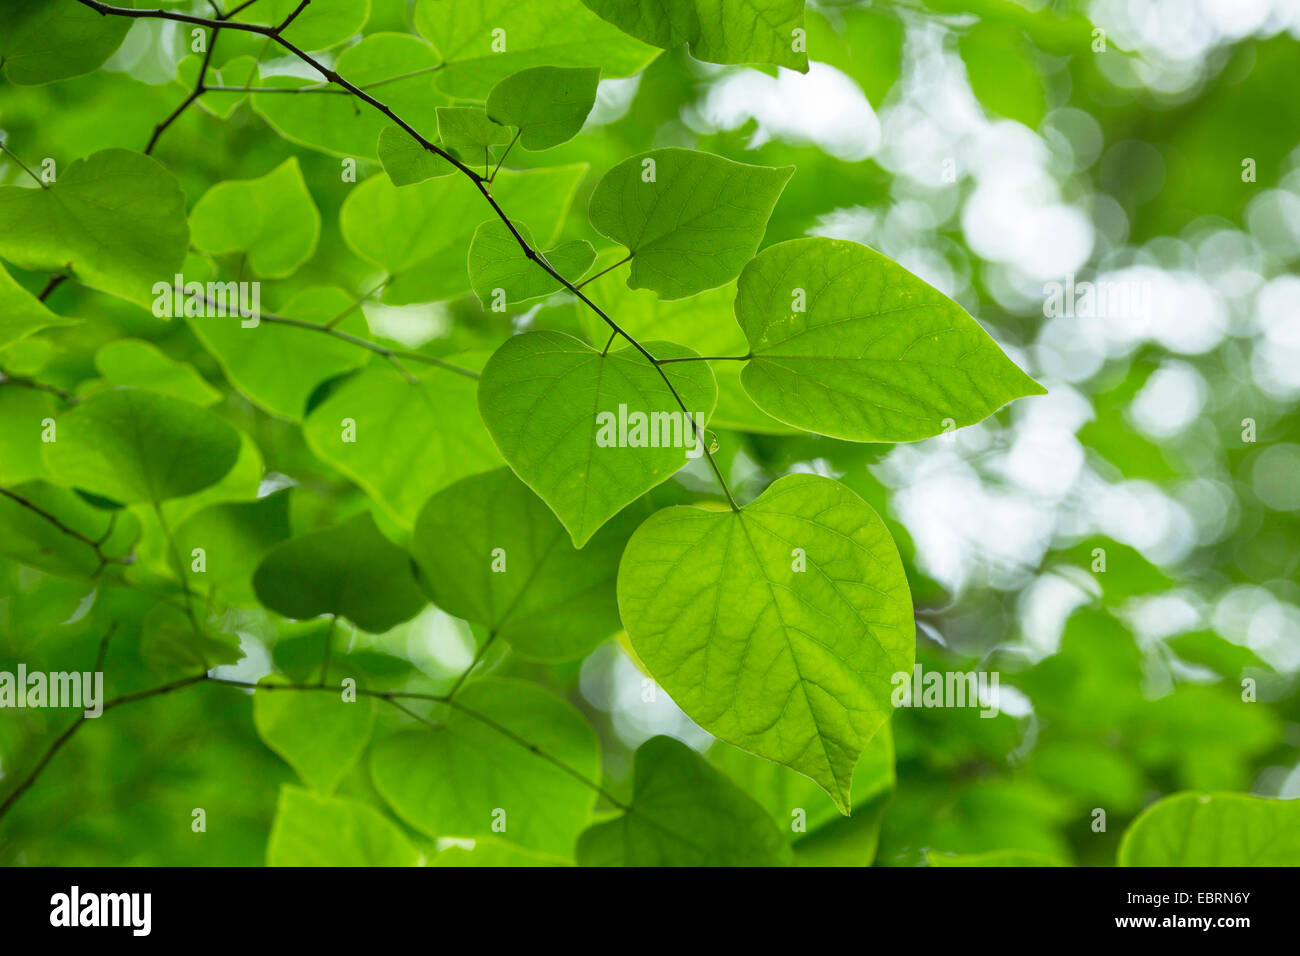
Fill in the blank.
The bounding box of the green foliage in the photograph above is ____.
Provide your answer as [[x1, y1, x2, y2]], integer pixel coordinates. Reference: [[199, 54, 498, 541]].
[[1118, 793, 1300, 866], [0, 0, 1287, 872], [618, 474, 913, 811]]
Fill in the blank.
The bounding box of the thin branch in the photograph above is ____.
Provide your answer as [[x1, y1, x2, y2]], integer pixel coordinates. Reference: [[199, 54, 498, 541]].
[[446, 632, 497, 701], [0, 369, 78, 404], [576, 253, 632, 290], [37, 274, 68, 302], [489, 130, 520, 185], [145, 25, 221, 155], [0, 140, 48, 189], [0, 486, 134, 573]]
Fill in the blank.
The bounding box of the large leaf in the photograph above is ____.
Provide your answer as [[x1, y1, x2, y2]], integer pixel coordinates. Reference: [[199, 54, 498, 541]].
[[618, 473, 914, 812], [0, 149, 188, 305], [411, 468, 644, 661], [588, 148, 793, 300], [0, 0, 135, 84], [189, 158, 320, 279], [0, 262, 79, 350], [41, 388, 241, 504], [303, 365, 502, 528], [576, 736, 793, 866], [477, 330, 717, 547], [581, 0, 808, 71], [254, 680, 377, 792], [1118, 792, 1300, 866], [468, 220, 594, 309], [251, 511, 427, 633], [341, 164, 587, 305], [413, 0, 658, 99], [486, 66, 601, 150], [735, 237, 1046, 442], [267, 787, 420, 867], [371, 679, 600, 857], [190, 286, 369, 422]]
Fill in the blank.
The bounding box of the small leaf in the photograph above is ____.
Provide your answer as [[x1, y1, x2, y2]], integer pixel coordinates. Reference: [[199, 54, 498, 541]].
[[254, 679, 376, 792], [251, 511, 427, 633], [139, 602, 244, 671], [0, 149, 189, 305], [576, 736, 793, 866], [588, 148, 793, 300], [468, 220, 594, 309], [189, 158, 321, 279], [371, 679, 601, 857], [91, 339, 222, 406], [377, 125, 454, 186], [1118, 792, 1300, 866], [617, 473, 914, 812], [267, 787, 420, 867], [580, 0, 809, 71], [436, 106, 512, 161], [411, 468, 645, 661], [486, 66, 601, 150], [41, 388, 241, 504], [736, 237, 1046, 441], [303, 365, 502, 527], [477, 330, 717, 547]]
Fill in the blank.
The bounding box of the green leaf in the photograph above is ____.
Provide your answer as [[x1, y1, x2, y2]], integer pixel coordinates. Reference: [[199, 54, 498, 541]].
[[413, 0, 658, 99], [254, 681, 376, 792], [0, 262, 79, 350], [267, 787, 420, 867], [486, 66, 601, 150], [1119, 793, 1300, 866], [411, 468, 644, 661], [377, 125, 454, 186], [251, 511, 427, 633], [233, 0, 371, 51], [435, 106, 512, 161], [468, 220, 594, 309], [303, 365, 502, 527], [576, 736, 793, 866], [588, 148, 793, 300], [617, 473, 914, 812], [735, 237, 1046, 441], [189, 158, 321, 279], [0, 389, 55, 484], [190, 286, 369, 422], [139, 602, 244, 670], [41, 388, 241, 504], [0, 0, 135, 85], [477, 330, 717, 547], [580, 0, 809, 71], [252, 34, 445, 159], [172, 490, 292, 605], [432, 839, 569, 867], [0, 149, 189, 305], [371, 679, 600, 857], [91, 339, 222, 406], [341, 163, 587, 304]]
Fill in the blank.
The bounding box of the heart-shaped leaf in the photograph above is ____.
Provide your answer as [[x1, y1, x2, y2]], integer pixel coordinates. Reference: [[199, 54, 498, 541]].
[[477, 330, 717, 546], [617, 473, 914, 812], [576, 736, 793, 866], [252, 511, 427, 633], [486, 65, 601, 150], [41, 388, 241, 504], [736, 237, 1046, 442], [468, 220, 594, 309]]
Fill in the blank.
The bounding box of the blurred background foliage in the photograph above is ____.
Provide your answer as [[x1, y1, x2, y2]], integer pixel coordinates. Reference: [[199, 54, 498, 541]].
[[1, 0, 1298, 865]]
